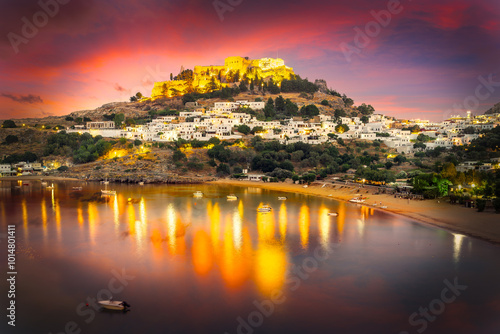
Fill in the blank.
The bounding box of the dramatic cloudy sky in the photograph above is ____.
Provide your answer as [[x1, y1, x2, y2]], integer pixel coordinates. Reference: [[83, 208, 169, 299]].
[[0, 0, 499, 120]]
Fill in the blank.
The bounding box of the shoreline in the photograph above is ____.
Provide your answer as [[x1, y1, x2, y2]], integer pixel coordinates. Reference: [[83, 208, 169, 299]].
[[210, 179, 500, 245], [2, 176, 499, 245]]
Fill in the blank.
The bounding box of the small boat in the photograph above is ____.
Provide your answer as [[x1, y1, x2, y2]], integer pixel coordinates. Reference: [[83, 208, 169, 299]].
[[278, 197, 287, 200], [227, 194, 238, 200], [257, 205, 272, 213], [303, 185, 308, 188], [380, 206, 388, 209], [193, 191, 203, 198], [102, 180, 110, 185], [139, 182, 144, 186], [46, 184, 54, 190], [72, 186, 83, 191], [327, 212, 338, 216], [101, 190, 117, 196], [41, 182, 48, 186], [349, 197, 365, 203], [97, 299, 130, 311]]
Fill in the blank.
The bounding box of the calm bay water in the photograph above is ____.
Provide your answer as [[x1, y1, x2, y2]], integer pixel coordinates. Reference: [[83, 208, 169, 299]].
[[0, 180, 499, 334]]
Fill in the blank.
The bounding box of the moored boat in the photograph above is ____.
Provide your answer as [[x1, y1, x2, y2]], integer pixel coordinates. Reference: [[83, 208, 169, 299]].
[[72, 186, 83, 191], [97, 299, 130, 311], [101, 190, 116, 196], [193, 191, 203, 198], [278, 197, 287, 200], [227, 194, 238, 200], [257, 205, 272, 213], [327, 212, 338, 216]]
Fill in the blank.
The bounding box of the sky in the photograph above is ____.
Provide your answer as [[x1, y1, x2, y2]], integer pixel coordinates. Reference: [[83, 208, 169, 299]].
[[0, 0, 499, 121]]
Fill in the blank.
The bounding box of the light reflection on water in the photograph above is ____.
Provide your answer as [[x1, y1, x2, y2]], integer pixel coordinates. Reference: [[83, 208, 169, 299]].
[[0, 181, 499, 334]]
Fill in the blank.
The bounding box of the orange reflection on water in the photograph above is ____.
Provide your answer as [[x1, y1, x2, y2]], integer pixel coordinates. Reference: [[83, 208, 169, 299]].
[[254, 243, 287, 297], [55, 200, 61, 242], [128, 203, 136, 235], [319, 204, 330, 248], [299, 204, 310, 249], [210, 202, 221, 254], [257, 203, 275, 242], [279, 202, 287, 241], [192, 230, 214, 276], [77, 202, 84, 228], [337, 202, 346, 239], [113, 196, 119, 232], [22, 199, 28, 240], [41, 197, 47, 241], [88, 202, 98, 244], [220, 218, 252, 289]]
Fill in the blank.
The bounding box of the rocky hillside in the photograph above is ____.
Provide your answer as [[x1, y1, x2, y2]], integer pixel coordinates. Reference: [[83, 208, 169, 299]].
[[485, 102, 500, 115]]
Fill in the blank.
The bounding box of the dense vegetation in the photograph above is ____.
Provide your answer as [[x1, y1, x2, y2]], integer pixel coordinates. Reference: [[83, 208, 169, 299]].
[[43, 131, 113, 163]]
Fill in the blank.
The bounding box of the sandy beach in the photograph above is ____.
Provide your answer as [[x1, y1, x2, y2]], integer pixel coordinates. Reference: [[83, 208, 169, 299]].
[[0, 175, 83, 182], [211, 179, 500, 245]]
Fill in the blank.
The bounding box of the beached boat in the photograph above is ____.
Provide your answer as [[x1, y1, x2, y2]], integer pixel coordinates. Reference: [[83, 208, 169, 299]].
[[97, 299, 130, 311], [193, 191, 203, 198], [278, 197, 287, 200], [349, 197, 365, 203], [257, 205, 272, 213], [227, 194, 238, 200]]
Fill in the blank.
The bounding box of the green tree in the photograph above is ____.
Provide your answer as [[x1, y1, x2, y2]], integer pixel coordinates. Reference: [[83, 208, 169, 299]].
[[237, 125, 251, 135], [264, 97, 276, 118], [300, 105, 320, 117], [335, 124, 349, 134], [2, 120, 16, 128], [413, 142, 427, 150], [321, 100, 330, 106], [4, 135, 19, 144], [275, 95, 285, 112], [113, 113, 125, 128], [360, 115, 369, 124]]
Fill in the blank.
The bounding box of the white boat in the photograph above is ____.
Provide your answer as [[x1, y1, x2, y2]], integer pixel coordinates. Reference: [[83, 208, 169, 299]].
[[101, 180, 109, 185], [349, 197, 365, 203], [139, 182, 144, 186], [98, 299, 130, 311], [380, 206, 388, 209], [327, 212, 338, 216], [193, 191, 203, 198], [46, 184, 54, 190], [227, 194, 238, 200], [101, 190, 116, 196], [41, 181, 48, 186], [257, 205, 272, 213], [278, 197, 287, 200], [72, 186, 83, 191]]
